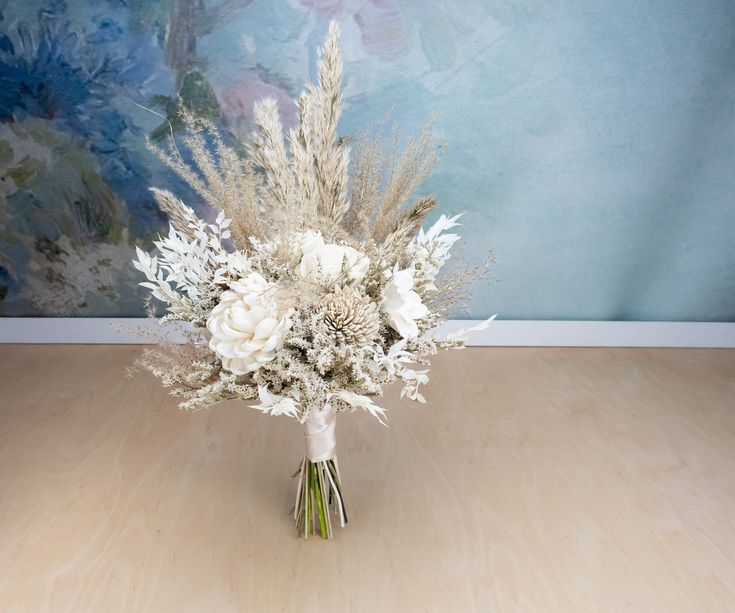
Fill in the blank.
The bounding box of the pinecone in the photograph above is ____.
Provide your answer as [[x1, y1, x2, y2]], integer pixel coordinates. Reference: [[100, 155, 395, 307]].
[[321, 289, 380, 347]]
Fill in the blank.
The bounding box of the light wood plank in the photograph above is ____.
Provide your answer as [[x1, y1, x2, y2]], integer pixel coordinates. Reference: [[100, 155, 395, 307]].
[[0, 346, 734, 612]]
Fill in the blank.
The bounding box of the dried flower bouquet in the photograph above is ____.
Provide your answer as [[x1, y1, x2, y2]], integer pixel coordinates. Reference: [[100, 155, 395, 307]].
[[132, 21, 493, 538]]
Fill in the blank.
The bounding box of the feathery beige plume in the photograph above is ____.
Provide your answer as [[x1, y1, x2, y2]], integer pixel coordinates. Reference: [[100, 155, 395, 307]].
[[150, 188, 199, 241], [248, 98, 295, 213], [382, 196, 437, 250], [370, 124, 439, 243], [147, 110, 267, 247], [311, 21, 351, 225]]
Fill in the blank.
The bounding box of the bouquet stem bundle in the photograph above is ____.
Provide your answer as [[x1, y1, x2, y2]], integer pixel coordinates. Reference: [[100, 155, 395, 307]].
[[293, 456, 347, 539]]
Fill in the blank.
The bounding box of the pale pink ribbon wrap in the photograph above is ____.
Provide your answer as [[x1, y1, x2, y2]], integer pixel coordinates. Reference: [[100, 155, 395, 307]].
[[303, 405, 337, 462]]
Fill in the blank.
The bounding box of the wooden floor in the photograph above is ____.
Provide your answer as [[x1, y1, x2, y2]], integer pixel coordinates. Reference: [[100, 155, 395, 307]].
[[0, 345, 734, 612]]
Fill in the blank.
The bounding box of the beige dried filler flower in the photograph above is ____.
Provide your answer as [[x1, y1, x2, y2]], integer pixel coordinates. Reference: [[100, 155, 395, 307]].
[[321, 288, 380, 347]]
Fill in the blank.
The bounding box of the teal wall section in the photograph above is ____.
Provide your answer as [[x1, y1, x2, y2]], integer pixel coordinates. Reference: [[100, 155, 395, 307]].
[[0, 0, 733, 320]]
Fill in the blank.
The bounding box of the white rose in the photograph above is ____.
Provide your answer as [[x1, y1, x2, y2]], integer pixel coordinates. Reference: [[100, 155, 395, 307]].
[[381, 266, 429, 339], [296, 231, 369, 285], [206, 272, 291, 375]]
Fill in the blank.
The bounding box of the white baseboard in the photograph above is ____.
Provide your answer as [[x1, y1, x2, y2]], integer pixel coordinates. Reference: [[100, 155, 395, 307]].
[[0, 318, 734, 347]]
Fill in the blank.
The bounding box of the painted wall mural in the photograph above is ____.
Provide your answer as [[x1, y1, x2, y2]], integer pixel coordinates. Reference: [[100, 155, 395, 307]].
[[1, 0, 734, 320]]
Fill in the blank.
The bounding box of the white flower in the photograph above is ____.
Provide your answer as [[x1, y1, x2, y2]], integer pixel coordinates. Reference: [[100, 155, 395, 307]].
[[206, 272, 292, 375], [296, 230, 369, 285], [381, 266, 428, 338]]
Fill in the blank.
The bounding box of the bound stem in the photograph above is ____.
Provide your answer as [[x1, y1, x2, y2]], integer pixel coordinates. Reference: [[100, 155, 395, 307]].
[[293, 455, 347, 539], [312, 462, 327, 538], [304, 457, 310, 538]]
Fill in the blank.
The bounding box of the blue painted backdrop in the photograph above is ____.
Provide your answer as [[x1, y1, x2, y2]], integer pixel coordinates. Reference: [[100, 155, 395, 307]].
[[1, 0, 733, 320]]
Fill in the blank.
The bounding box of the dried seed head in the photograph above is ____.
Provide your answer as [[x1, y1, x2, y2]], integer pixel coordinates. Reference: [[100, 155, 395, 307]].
[[321, 289, 380, 347]]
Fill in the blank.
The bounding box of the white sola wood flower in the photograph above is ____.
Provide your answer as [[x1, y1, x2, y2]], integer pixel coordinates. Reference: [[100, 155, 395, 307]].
[[206, 272, 292, 375], [296, 230, 369, 285], [381, 266, 428, 339]]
